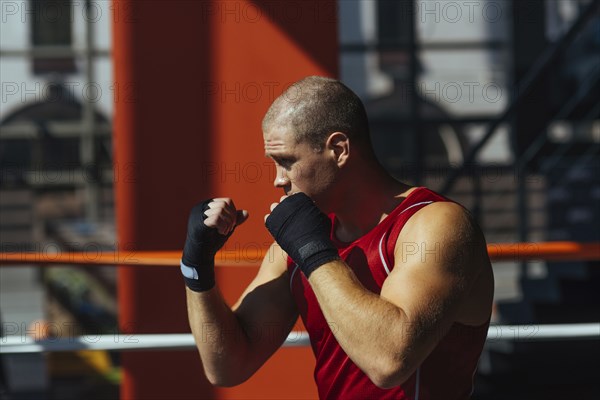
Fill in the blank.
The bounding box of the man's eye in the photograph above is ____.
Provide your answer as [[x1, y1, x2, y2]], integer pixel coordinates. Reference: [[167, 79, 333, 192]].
[[276, 159, 293, 169]]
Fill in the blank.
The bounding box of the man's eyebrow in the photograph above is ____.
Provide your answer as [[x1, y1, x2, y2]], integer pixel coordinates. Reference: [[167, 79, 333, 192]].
[[264, 149, 284, 158], [265, 154, 293, 164]]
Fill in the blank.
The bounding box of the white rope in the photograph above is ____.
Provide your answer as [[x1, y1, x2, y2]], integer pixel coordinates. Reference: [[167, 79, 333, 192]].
[[0, 324, 597, 354], [0, 331, 310, 354], [486, 323, 600, 341]]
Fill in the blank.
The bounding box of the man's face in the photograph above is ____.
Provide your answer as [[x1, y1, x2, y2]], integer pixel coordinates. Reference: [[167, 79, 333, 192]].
[[263, 127, 337, 206]]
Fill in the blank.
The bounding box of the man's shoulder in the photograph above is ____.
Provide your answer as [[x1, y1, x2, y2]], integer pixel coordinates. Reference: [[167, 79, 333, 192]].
[[399, 199, 478, 244]]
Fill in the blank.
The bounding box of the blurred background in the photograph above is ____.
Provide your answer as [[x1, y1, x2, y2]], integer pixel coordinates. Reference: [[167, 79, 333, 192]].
[[1, 0, 599, 399]]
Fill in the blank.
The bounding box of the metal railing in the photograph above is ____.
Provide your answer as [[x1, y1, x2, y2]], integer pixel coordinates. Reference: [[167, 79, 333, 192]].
[[440, 0, 600, 195]]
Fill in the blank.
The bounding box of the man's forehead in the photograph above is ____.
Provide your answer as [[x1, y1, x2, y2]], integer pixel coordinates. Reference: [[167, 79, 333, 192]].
[[264, 138, 292, 157], [264, 127, 294, 151]]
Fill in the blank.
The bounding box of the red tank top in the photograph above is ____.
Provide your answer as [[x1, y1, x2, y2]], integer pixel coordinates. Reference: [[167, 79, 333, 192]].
[[287, 187, 489, 400]]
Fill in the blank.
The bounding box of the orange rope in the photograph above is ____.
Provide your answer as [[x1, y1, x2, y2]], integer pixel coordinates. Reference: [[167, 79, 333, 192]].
[[0, 242, 598, 267], [487, 242, 600, 262], [0, 250, 256, 267], [0, 250, 265, 267]]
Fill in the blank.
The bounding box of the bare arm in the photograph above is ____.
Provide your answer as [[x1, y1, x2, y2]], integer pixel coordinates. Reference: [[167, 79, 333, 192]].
[[307, 202, 493, 388], [183, 197, 298, 386], [186, 242, 298, 386]]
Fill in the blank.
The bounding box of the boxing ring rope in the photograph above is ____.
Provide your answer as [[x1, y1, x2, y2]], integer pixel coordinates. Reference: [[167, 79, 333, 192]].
[[1, 241, 599, 354], [1, 241, 599, 266], [1, 323, 599, 354]]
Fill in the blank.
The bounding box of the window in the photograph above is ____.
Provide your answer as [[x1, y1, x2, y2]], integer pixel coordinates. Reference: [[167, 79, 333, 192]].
[[31, 0, 76, 74]]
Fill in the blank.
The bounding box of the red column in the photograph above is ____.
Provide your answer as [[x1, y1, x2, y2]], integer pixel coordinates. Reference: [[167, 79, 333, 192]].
[[112, 1, 337, 399]]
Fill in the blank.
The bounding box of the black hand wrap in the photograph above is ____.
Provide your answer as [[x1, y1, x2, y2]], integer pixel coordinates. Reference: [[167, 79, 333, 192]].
[[265, 193, 339, 278], [181, 199, 231, 292]]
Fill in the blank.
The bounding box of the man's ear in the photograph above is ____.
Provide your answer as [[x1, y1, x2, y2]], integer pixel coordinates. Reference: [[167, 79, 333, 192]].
[[326, 132, 350, 167]]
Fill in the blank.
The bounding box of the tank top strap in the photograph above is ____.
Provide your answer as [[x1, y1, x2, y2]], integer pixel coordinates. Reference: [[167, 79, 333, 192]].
[[383, 188, 452, 273]]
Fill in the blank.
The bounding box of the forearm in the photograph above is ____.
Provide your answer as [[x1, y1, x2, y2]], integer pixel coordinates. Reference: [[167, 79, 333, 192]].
[[265, 194, 416, 386], [186, 287, 252, 386], [308, 260, 413, 386]]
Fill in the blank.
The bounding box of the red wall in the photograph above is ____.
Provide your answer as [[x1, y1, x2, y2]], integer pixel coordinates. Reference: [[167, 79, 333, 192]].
[[112, 1, 337, 398]]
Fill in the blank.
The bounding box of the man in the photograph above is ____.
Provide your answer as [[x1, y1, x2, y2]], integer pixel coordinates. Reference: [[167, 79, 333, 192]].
[[181, 76, 494, 399]]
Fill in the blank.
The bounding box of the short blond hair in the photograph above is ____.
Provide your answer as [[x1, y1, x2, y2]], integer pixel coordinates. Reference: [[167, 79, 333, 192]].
[[262, 76, 371, 151]]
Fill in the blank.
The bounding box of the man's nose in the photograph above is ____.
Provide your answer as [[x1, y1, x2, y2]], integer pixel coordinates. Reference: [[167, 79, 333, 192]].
[[274, 167, 290, 188]]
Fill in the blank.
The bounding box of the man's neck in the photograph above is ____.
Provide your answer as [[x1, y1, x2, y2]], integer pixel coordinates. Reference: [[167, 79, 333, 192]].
[[331, 165, 414, 243]]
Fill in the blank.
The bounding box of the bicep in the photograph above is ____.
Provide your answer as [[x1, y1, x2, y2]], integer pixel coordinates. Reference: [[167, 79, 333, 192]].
[[380, 203, 480, 358]]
